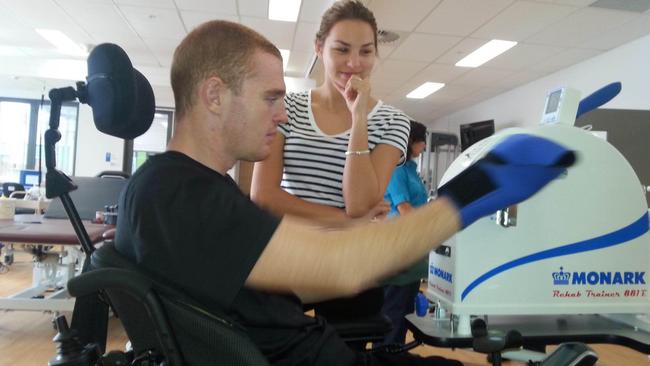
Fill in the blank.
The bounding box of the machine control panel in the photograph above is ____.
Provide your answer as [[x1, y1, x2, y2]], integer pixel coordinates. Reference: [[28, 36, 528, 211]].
[[540, 87, 581, 126]]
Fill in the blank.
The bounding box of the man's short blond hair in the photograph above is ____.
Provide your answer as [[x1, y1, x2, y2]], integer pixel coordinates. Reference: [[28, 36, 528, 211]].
[[171, 20, 281, 120]]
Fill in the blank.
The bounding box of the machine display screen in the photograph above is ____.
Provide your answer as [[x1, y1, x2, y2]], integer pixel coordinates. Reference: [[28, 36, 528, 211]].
[[545, 90, 562, 114]]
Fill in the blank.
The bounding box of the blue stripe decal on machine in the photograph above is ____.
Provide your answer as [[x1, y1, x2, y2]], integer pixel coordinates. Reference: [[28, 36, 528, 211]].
[[461, 212, 649, 301]]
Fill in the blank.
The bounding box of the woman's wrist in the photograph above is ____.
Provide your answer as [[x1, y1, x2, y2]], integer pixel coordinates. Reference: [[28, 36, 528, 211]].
[[351, 111, 367, 125]]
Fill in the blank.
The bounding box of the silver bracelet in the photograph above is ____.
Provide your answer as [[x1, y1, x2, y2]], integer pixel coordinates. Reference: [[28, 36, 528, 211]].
[[345, 149, 370, 156]]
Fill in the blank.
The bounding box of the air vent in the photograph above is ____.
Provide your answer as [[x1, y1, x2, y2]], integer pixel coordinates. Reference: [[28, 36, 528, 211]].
[[589, 0, 650, 13], [378, 29, 400, 44]]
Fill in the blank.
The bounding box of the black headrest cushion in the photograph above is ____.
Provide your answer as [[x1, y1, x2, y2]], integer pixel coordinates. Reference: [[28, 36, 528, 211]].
[[86, 43, 155, 140]]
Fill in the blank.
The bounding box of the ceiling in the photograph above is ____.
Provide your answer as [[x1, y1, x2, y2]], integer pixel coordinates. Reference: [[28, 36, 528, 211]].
[[1, 0, 649, 122]]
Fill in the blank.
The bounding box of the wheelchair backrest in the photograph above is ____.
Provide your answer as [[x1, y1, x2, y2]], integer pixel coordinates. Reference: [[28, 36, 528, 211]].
[[88, 244, 269, 365]]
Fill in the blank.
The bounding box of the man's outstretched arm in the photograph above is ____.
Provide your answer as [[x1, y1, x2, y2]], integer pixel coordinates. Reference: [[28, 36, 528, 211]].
[[246, 197, 460, 303], [246, 134, 576, 303]]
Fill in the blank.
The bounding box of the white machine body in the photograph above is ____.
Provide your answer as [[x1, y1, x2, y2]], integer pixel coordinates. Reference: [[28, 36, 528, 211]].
[[427, 124, 650, 316]]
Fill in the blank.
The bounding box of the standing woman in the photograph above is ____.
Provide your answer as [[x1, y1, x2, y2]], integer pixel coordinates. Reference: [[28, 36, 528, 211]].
[[251, 0, 411, 325], [251, 0, 410, 223], [379, 120, 429, 346]]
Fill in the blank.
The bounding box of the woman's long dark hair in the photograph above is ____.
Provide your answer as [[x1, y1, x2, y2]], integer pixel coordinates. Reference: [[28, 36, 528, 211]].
[[406, 120, 427, 161]]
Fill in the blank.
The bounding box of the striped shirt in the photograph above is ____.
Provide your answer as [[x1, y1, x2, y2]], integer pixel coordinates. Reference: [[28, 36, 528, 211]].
[[279, 90, 410, 208]]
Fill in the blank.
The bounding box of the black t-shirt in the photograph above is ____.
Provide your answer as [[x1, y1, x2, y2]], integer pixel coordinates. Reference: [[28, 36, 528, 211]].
[[115, 151, 357, 366]]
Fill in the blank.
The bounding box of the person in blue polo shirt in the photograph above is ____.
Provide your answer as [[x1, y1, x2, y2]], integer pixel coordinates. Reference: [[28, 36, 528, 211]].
[[379, 120, 429, 346]]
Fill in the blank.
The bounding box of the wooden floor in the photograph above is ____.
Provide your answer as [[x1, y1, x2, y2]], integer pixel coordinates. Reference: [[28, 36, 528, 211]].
[[1, 251, 650, 365]]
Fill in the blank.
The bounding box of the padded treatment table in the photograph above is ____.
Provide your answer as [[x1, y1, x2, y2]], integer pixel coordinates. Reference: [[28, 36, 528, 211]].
[[0, 215, 113, 312]]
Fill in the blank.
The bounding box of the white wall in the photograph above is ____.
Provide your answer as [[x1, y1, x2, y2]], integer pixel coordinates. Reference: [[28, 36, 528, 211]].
[[74, 105, 123, 176], [430, 34, 650, 133]]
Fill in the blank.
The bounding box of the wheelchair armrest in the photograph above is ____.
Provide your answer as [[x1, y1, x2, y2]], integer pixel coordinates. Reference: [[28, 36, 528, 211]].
[[329, 313, 392, 339], [68, 268, 153, 302]]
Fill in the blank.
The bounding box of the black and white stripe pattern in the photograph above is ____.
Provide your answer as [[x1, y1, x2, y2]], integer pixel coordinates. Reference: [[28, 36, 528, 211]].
[[279, 91, 410, 208]]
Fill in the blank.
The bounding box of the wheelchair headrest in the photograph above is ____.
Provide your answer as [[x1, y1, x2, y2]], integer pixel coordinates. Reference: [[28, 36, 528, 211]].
[[86, 43, 155, 140]]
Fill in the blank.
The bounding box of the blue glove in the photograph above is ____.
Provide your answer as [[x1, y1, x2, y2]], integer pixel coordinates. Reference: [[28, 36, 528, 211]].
[[438, 134, 576, 228]]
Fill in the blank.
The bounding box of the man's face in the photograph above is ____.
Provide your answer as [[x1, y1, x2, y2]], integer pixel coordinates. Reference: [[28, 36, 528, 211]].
[[224, 50, 287, 162]]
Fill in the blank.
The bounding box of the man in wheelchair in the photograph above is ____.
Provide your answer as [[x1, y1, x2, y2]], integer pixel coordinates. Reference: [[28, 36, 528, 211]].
[[110, 20, 574, 366]]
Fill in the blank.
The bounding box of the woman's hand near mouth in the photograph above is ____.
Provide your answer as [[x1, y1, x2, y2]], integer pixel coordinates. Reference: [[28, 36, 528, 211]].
[[341, 75, 371, 124]]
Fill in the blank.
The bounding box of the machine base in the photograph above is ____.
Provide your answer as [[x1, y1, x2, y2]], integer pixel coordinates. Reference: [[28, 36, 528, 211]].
[[406, 313, 650, 354]]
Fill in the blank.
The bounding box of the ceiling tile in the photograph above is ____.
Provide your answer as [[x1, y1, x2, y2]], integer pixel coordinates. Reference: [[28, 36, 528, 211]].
[[0, 29, 52, 48], [387, 76, 480, 102], [368, 0, 442, 32], [240, 17, 295, 49], [484, 43, 565, 70], [590, 0, 650, 12], [138, 64, 173, 86], [530, 48, 603, 73], [526, 6, 641, 47], [371, 59, 428, 96], [1, 0, 92, 43], [491, 69, 546, 90], [435, 37, 487, 65], [57, 0, 142, 47], [15, 46, 65, 58], [175, 0, 237, 14], [384, 97, 432, 118], [143, 37, 178, 66], [298, 0, 336, 23], [377, 37, 403, 59], [416, 0, 514, 37], [56, 0, 112, 3], [372, 81, 402, 98], [292, 22, 318, 52], [0, 3, 31, 33], [383, 96, 458, 123], [534, 0, 601, 6], [472, 1, 578, 41], [412, 63, 470, 84], [114, 0, 175, 8], [389, 33, 462, 62], [450, 67, 514, 87], [373, 59, 429, 84], [124, 48, 160, 67], [427, 108, 455, 122], [453, 86, 509, 108], [238, 0, 268, 18], [119, 5, 186, 39], [181, 11, 239, 31], [579, 13, 650, 50], [428, 84, 481, 102]]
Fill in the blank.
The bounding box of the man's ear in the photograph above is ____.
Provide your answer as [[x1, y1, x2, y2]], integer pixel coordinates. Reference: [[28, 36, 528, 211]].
[[314, 40, 323, 58], [200, 76, 227, 115]]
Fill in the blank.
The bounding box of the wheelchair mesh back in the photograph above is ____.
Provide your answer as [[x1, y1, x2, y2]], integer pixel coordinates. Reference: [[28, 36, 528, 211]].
[[106, 287, 164, 357], [160, 297, 269, 366]]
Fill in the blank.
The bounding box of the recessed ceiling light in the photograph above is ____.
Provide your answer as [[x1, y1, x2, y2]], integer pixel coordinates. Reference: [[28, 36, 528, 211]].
[[279, 49, 290, 71], [455, 40, 517, 68], [269, 0, 302, 22], [406, 82, 445, 99], [35, 29, 87, 57]]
